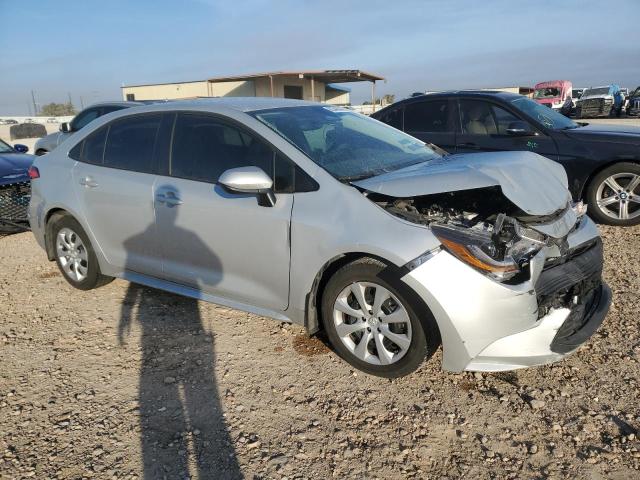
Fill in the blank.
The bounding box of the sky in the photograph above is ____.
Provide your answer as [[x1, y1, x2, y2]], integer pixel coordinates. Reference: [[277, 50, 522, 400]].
[[1, 0, 639, 114]]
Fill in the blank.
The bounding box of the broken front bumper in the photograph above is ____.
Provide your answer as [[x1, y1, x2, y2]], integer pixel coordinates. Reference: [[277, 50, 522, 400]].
[[401, 217, 611, 372]]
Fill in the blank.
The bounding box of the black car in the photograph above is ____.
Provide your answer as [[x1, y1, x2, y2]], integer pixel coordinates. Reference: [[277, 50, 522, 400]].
[[0, 139, 34, 232], [372, 91, 640, 226]]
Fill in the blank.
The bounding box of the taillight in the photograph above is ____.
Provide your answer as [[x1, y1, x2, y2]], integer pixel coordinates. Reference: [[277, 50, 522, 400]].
[[28, 166, 40, 179]]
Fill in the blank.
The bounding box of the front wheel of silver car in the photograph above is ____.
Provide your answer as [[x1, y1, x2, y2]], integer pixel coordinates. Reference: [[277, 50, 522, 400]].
[[50, 214, 113, 290], [586, 163, 640, 226], [321, 258, 440, 378]]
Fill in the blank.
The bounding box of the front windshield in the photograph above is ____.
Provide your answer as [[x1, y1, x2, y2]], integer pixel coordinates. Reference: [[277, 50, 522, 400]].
[[511, 97, 579, 130], [0, 139, 14, 153], [583, 87, 610, 96], [533, 87, 560, 99], [251, 106, 441, 181], [572, 89, 583, 98]]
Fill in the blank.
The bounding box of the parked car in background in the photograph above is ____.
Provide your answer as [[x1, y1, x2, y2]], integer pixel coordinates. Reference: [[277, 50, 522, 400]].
[[29, 98, 610, 377], [3, 119, 18, 125], [575, 85, 624, 118], [46, 117, 58, 124], [372, 91, 640, 226], [33, 101, 146, 155], [533, 80, 573, 116], [625, 86, 640, 116], [0, 138, 34, 232]]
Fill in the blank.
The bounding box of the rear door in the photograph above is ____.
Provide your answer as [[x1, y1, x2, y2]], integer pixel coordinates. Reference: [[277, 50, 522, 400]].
[[153, 112, 294, 311], [455, 98, 558, 159], [402, 98, 457, 152], [71, 113, 163, 276]]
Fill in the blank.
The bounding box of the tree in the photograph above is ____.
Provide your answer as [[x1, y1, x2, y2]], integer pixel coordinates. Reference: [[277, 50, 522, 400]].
[[38, 102, 76, 117]]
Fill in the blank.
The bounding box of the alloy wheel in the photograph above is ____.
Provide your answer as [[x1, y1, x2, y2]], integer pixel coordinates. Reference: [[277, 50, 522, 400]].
[[56, 227, 89, 282], [595, 173, 640, 221], [332, 282, 412, 366]]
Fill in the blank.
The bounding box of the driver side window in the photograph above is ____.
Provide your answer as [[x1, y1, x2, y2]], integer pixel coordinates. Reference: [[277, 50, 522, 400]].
[[71, 108, 100, 131], [459, 100, 524, 135]]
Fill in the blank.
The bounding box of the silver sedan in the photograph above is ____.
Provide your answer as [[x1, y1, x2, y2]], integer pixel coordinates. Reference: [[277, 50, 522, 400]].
[[28, 98, 611, 377]]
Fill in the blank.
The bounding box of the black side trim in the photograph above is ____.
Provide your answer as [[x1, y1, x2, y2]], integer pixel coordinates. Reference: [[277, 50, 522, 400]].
[[550, 283, 612, 354]]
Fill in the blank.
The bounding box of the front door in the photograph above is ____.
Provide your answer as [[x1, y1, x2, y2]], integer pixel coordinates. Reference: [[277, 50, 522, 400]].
[[154, 112, 292, 311], [455, 99, 559, 159]]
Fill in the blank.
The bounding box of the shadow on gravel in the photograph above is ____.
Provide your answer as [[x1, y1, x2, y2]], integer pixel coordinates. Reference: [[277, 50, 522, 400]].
[[117, 202, 241, 479]]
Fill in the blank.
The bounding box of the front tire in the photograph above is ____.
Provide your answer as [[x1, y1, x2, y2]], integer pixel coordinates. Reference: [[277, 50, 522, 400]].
[[35, 149, 48, 156], [320, 258, 440, 378], [586, 163, 640, 226], [50, 214, 113, 290]]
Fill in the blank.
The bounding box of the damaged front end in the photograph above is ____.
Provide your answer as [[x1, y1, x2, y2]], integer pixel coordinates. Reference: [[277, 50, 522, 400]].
[[369, 186, 586, 284]]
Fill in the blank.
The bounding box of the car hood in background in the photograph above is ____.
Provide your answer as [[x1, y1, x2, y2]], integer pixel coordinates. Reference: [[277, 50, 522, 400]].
[[564, 123, 640, 145], [0, 153, 34, 186], [353, 151, 570, 216]]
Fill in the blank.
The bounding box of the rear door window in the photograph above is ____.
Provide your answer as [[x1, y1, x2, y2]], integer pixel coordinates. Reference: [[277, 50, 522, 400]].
[[81, 126, 108, 164], [103, 114, 162, 173], [404, 100, 451, 133]]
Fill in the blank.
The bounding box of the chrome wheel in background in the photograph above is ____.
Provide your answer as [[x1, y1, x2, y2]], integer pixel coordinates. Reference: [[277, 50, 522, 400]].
[[595, 173, 640, 221], [333, 281, 412, 366], [56, 227, 89, 282]]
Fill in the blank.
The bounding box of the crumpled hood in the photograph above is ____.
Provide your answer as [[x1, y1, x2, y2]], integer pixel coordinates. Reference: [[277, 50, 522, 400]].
[[0, 153, 34, 185], [353, 151, 571, 216]]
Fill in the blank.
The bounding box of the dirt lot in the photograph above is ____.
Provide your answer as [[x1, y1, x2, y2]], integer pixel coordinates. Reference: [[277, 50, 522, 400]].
[[0, 221, 639, 479]]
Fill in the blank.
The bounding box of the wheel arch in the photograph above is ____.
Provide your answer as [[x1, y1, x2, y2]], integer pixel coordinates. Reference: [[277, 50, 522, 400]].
[[579, 158, 640, 200], [44, 207, 72, 260], [304, 252, 441, 346]]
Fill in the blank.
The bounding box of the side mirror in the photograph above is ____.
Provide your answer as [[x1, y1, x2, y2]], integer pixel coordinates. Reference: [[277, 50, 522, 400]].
[[13, 144, 29, 153], [218, 166, 276, 207], [506, 121, 535, 136], [60, 122, 71, 133]]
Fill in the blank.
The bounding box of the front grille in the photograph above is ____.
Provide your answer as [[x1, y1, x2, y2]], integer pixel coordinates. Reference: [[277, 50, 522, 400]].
[[0, 181, 31, 225], [535, 239, 603, 318], [580, 98, 606, 116]]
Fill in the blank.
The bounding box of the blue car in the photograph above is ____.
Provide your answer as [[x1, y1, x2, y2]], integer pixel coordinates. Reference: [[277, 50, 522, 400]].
[[0, 139, 34, 232]]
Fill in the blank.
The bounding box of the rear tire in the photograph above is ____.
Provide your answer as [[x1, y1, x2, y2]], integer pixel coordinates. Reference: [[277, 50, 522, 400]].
[[49, 214, 113, 290], [586, 162, 640, 226], [320, 257, 440, 378]]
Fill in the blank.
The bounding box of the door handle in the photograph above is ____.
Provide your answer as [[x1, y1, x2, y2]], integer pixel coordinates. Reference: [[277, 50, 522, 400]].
[[79, 176, 98, 188]]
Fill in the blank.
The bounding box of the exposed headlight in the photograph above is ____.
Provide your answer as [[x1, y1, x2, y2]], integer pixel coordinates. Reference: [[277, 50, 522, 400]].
[[431, 223, 543, 282]]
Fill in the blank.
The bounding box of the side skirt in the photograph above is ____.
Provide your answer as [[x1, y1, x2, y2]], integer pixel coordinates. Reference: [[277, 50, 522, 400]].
[[120, 270, 293, 324]]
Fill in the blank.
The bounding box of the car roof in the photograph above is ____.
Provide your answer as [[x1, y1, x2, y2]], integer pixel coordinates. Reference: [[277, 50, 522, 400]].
[[80, 100, 152, 110], [102, 97, 322, 115], [375, 90, 522, 112], [155, 97, 318, 112]]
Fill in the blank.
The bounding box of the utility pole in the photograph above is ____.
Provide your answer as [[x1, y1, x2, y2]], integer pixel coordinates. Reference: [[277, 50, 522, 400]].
[[80, 96, 84, 109], [68, 92, 73, 109], [31, 90, 38, 116]]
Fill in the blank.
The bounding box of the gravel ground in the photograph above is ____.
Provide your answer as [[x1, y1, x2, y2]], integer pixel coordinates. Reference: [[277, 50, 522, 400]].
[[0, 224, 639, 480]]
